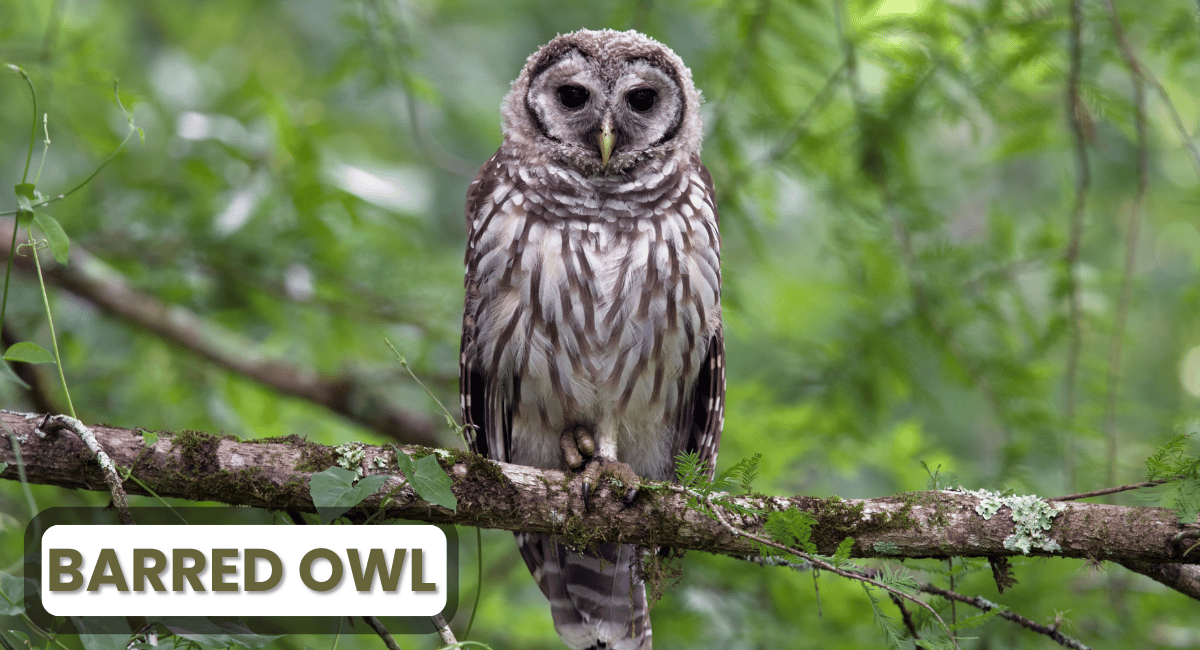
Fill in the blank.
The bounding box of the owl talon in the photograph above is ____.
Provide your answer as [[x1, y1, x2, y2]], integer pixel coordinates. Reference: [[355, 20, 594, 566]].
[[577, 456, 640, 511]]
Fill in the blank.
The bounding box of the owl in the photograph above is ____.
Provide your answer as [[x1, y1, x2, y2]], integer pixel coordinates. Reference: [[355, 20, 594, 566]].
[[459, 29, 724, 650]]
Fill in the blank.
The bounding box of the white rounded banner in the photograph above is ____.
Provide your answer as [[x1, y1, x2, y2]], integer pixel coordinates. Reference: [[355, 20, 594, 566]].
[[41, 524, 447, 616]]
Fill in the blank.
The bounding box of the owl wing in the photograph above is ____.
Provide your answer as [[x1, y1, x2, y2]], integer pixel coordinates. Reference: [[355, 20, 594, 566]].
[[675, 162, 725, 481], [680, 328, 725, 480], [460, 149, 512, 463]]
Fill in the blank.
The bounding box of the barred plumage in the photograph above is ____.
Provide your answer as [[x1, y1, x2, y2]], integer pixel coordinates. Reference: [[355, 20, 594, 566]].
[[460, 29, 723, 650]]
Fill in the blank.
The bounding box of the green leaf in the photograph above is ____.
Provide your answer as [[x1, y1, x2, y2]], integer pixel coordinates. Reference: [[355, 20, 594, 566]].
[[862, 583, 908, 648], [0, 573, 26, 615], [1174, 477, 1200, 524], [33, 212, 69, 264], [13, 183, 35, 199], [148, 618, 282, 648], [0, 362, 30, 388], [392, 445, 456, 511], [764, 509, 817, 554], [674, 450, 708, 491], [309, 467, 390, 524], [410, 453, 457, 511], [1146, 433, 1198, 480], [70, 616, 130, 650], [713, 453, 761, 494], [14, 194, 33, 226], [4, 341, 55, 364], [143, 430, 159, 448], [0, 462, 7, 474], [948, 605, 1007, 631], [833, 537, 855, 567], [874, 564, 921, 596], [3, 632, 31, 650], [392, 444, 415, 478]]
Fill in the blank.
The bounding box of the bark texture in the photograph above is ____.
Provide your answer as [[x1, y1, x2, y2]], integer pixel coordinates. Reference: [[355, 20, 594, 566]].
[[2, 409, 1196, 569]]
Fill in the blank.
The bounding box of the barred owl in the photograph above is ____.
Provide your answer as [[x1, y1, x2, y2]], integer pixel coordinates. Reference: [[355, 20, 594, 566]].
[[460, 29, 723, 650]]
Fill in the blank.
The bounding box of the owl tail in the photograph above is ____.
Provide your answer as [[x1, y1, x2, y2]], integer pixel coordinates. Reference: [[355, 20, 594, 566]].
[[516, 533, 652, 650]]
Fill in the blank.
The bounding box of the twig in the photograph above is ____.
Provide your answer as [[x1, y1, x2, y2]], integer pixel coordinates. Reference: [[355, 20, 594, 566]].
[[1049, 479, 1169, 501], [1, 65, 38, 336], [889, 593, 922, 644], [947, 558, 957, 630], [921, 584, 1091, 650], [38, 413, 133, 525], [363, 616, 403, 650], [754, 552, 1090, 649], [1062, 0, 1091, 493], [431, 613, 457, 646], [1121, 561, 1200, 601], [674, 484, 961, 649], [26, 234, 76, 419], [1138, 67, 1200, 181], [1, 422, 40, 520], [813, 567, 823, 618]]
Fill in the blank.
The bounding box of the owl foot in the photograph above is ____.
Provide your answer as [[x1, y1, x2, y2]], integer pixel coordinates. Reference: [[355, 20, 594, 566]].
[[559, 427, 640, 510], [579, 457, 641, 510], [559, 426, 596, 470]]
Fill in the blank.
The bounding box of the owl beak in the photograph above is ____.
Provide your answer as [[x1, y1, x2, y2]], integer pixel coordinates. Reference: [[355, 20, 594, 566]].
[[598, 121, 615, 168]]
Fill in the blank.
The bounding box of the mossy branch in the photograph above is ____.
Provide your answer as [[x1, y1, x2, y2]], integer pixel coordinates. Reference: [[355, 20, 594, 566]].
[[1, 408, 1198, 584]]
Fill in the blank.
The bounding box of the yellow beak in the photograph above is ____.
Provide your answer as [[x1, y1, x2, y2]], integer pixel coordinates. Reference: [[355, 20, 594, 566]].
[[598, 123, 615, 168]]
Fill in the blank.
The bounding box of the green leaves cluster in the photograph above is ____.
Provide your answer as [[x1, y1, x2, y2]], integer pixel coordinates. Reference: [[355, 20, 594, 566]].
[[675, 450, 764, 520], [308, 444, 456, 524], [1145, 431, 1200, 523]]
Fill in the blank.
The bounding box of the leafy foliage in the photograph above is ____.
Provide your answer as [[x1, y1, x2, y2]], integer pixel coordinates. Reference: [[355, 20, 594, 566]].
[[1146, 431, 1200, 522], [392, 445, 458, 512], [3, 341, 53, 364], [675, 450, 765, 520], [1145, 432, 1200, 482], [762, 508, 819, 556], [309, 466, 389, 524], [862, 582, 911, 649]]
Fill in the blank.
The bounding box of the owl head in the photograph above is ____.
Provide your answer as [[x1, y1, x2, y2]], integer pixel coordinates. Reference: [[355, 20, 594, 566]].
[[500, 29, 703, 177]]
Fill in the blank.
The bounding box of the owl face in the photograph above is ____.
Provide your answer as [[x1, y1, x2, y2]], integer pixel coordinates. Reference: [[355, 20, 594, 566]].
[[501, 29, 703, 177]]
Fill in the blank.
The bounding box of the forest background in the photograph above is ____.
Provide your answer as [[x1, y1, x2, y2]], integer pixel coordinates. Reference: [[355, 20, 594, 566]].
[[2, 0, 1200, 648]]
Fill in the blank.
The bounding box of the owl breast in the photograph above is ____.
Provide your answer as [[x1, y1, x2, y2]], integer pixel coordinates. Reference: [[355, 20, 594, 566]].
[[467, 161, 721, 479]]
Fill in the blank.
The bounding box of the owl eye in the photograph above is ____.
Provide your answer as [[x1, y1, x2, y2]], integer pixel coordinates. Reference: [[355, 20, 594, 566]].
[[626, 88, 657, 112], [557, 85, 590, 109]]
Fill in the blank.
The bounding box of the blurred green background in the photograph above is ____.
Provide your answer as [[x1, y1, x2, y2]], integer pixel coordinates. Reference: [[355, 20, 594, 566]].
[[2, 0, 1199, 647]]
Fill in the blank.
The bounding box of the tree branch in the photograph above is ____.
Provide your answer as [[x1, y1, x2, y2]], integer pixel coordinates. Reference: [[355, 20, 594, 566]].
[[921, 583, 1091, 650], [0, 222, 441, 447], [1, 409, 1197, 576]]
